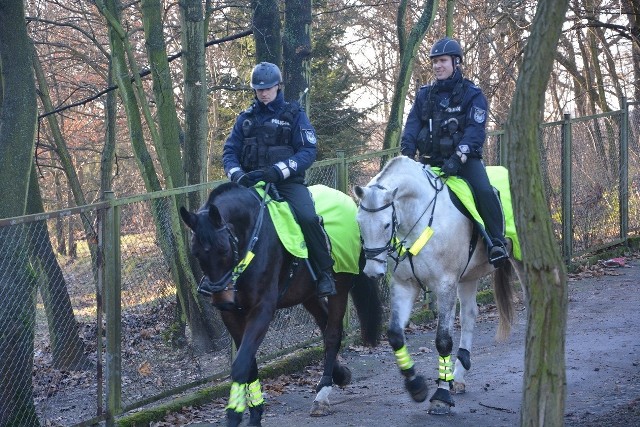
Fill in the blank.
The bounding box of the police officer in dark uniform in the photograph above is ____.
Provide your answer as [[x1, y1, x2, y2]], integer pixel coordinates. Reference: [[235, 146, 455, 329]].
[[222, 62, 336, 297], [400, 38, 508, 267]]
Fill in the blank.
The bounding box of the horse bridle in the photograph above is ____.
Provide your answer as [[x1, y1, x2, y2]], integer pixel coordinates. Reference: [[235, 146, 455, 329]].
[[197, 221, 241, 295], [359, 188, 400, 265], [359, 170, 444, 289], [197, 185, 269, 297]]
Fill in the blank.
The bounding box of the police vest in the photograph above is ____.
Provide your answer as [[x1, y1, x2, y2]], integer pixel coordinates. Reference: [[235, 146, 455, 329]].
[[416, 79, 471, 161], [239, 102, 300, 171]]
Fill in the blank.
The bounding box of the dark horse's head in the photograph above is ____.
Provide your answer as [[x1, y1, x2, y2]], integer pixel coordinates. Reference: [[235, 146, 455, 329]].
[[179, 182, 258, 310]]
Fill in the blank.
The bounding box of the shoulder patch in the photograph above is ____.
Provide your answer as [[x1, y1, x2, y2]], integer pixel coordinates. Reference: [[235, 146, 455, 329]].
[[302, 129, 317, 145], [472, 106, 486, 124]]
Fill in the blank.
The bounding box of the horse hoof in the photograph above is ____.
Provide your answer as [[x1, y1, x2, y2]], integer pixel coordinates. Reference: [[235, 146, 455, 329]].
[[405, 375, 428, 402], [247, 403, 264, 426], [428, 387, 455, 414], [452, 381, 466, 394], [428, 399, 453, 415], [333, 366, 352, 387], [310, 399, 331, 416], [226, 408, 243, 427]]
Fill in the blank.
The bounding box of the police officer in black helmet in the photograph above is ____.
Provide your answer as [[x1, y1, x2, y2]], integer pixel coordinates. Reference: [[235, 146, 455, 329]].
[[400, 38, 509, 267], [222, 62, 337, 297]]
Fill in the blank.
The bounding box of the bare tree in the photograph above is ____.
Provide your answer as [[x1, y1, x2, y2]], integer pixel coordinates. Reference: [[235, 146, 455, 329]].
[[0, 0, 39, 423], [283, 0, 312, 105], [251, 0, 281, 65], [504, 0, 570, 425], [382, 0, 438, 151]]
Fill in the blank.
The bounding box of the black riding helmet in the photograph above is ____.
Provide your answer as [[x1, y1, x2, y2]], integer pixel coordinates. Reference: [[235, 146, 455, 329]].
[[250, 62, 282, 89], [429, 37, 463, 64]]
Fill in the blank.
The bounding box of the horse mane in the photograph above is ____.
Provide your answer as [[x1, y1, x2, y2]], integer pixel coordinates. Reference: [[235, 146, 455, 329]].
[[207, 182, 242, 205], [372, 156, 423, 187], [379, 156, 415, 177]]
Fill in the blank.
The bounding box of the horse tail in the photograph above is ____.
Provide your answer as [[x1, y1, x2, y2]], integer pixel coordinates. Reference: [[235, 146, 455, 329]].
[[349, 253, 383, 346], [493, 260, 516, 341]]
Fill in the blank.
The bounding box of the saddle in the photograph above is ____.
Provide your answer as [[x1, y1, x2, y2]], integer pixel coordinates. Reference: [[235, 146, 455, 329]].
[[253, 184, 361, 274], [432, 165, 522, 261]]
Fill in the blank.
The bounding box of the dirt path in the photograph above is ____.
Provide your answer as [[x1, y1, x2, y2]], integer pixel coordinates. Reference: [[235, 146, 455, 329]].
[[160, 259, 640, 427]]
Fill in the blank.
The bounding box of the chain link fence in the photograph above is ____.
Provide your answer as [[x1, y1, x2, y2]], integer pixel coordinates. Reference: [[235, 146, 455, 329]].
[[1, 103, 638, 426]]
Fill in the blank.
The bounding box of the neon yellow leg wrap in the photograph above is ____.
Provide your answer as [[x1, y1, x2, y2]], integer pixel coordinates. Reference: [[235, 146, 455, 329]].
[[438, 355, 453, 382], [246, 379, 264, 407], [226, 382, 247, 413], [394, 345, 414, 371]]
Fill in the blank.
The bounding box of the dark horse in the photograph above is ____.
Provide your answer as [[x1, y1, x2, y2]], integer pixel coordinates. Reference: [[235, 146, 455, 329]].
[[180, 182, 382, 427]]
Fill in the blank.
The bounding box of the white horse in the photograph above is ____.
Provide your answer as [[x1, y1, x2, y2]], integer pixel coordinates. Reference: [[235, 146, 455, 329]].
[[353, 155, 525, 415]]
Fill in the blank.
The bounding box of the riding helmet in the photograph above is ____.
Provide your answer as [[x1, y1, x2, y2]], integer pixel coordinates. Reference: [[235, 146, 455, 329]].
[[430, 38, 463, 64], [250, 62, 282, 89]]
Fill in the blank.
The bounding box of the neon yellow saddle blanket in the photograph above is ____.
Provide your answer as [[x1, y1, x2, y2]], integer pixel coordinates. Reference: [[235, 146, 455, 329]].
[[254, 184, 361, 274], [432, 165, 521, 261]]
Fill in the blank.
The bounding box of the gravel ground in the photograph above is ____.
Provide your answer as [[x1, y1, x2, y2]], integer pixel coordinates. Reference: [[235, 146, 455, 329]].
[[156, 259, 640, 427]]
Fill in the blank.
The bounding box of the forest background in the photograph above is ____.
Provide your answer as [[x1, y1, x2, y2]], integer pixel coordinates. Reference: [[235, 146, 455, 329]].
[[0, 0, 637, 426], [17, 0, 639, 217]]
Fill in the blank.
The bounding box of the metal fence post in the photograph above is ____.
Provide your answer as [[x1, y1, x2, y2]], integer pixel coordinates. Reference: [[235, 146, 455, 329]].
[[103, 191, 122, 425], [336, 150, 347, 194], [620, 96, 629, 241], [498, 128, 508, 166], [561, 113, 573, 262]]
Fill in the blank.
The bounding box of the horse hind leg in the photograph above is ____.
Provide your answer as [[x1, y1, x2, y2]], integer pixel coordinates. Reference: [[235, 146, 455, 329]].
[[388, 283, 428, 403], [303, 288, 348, 417]]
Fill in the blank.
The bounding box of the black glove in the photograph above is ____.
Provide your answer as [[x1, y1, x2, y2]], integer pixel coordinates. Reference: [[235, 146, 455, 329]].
[[401, 148, 415, 160], [441, 154, 463, 176], [262, 166, 281, 183], [231, 170, 264, 187]]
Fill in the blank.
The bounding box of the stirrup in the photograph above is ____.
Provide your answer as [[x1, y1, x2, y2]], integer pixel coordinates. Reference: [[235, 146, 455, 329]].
[[489, 244, 508, 267], [317, 271, 336, 298]]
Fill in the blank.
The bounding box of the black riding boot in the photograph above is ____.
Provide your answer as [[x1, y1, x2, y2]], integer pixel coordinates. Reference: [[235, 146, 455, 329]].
[[488, 239, 508, 268], [317, 269, 336, 298]]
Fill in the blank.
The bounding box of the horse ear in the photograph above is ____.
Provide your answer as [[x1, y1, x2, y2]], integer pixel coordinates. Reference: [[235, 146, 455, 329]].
[[208, 205, 224, 228], [353, 185, 364, 200], [179, 206, 196, 230]]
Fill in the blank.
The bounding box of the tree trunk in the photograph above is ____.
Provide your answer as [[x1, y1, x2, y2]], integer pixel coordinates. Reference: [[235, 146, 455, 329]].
[[0, 0, 40, 424], [26, 167, 92, 371], [251, 0, 281, 65], [504, 0, 570, 425], [283, 0, 312, 106], [382, 0, 438, 150], [626, 0, 640, 102], [99, 54, 118, 196], [98, 0, 223, 352], [178, 0, 208, 208]]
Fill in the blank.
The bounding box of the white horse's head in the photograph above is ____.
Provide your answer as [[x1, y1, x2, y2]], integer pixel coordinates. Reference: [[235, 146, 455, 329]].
[[353, 183, 399, 278]]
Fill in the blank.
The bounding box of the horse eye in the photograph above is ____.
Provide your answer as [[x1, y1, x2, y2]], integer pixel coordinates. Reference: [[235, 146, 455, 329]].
[[384, 223, 391, 230]]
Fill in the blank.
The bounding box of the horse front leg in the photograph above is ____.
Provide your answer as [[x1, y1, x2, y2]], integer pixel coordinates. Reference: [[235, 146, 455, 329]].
[[224, 305, 275, 427], [245, 361, 264, 427], [388, 281, 429, 402], [452, 279, 479, 394], [428, 284, 458, 415]]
